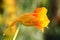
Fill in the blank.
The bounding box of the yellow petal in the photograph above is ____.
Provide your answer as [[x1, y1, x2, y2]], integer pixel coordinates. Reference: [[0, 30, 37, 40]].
[[34, 7, 50, 32]]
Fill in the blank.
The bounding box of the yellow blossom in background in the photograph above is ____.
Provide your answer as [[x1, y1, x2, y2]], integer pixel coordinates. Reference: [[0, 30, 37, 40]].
[[0, 15, 2, 24], [3, 0, 17, 36]]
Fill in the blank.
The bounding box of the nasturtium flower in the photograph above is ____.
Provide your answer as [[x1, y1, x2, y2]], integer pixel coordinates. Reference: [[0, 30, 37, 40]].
[[10, 7, 50, 32]]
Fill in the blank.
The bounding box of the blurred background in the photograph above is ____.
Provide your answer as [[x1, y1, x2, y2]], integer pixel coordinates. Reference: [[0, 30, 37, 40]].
[[0, 0, 60, 40]]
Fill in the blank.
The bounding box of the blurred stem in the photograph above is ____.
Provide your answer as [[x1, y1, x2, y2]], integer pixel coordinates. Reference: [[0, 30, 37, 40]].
[[13, 26, 20, 40]]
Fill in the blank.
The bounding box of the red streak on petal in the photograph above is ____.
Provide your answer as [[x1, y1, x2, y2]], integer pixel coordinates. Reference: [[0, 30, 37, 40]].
[[33, 8, 42, 16], [34, 8, 42, 13], [35, 21, 42, 28]]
